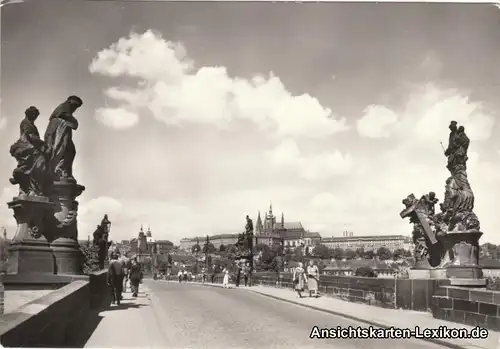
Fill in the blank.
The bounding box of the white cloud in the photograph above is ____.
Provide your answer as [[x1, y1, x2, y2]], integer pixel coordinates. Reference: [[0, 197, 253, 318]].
[[95, 107, 139, 129], [267, 139, 353, 181], [90, 30, 349, 139], [357, 84, 494, 142], [356, 105, 398, 139]]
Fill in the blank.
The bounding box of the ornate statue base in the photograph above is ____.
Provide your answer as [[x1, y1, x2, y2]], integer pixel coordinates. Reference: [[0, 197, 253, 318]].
[[6, 196, 56, 275], [49, 179, 85, 275], [440, 231, 485, 284]]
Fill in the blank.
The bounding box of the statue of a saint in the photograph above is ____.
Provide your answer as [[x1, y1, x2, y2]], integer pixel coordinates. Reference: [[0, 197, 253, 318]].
[[444, 120, 458, 171], [421, 191, 438, 216], [9, 106, 49, 196], [101, 214, 111, 234], [245, 215, 254, 252], [44, 95, 83, 181]]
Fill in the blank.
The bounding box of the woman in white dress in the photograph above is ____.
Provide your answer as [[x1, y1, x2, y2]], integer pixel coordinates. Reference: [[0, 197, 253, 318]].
[[307, 259, 319, 297], [222, 267, 230, 288]]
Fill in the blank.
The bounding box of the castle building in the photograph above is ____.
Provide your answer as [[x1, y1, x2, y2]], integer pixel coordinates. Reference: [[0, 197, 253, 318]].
[[321, 233, 411, 252], [179, 202, 321, 251]]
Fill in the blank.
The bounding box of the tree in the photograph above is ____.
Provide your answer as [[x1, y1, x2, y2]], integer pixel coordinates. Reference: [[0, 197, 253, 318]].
[[355, 248, 365, 259], [219, 244, 226, 252], [192, 243, 201, 254], [377, 247, 392, 261], [364, 250, 375, 259], [332, 248, 345, 261], [312, 244, 331, 259], [392, 248, 405, 260], [344, 249, 356, 260], [80, 242, 100, 274], [203, 242, 216, 254], [355, 266, 377, 278]]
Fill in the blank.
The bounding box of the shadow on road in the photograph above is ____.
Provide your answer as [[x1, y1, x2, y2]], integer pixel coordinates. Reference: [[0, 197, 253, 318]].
[[105, 302, 147, 311], [69, 314, 104, 347]]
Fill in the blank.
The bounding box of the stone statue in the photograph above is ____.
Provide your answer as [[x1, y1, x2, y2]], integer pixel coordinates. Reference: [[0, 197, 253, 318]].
[[44, 95, 83, 182], [100, 214, 111, 238], [9, 106, 49, 196], [400, 122, 483, 279], [245, 215, 254, 252]]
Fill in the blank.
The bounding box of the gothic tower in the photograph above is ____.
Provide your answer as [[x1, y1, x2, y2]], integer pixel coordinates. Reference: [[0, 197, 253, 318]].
[[256, 211, 263, 234]]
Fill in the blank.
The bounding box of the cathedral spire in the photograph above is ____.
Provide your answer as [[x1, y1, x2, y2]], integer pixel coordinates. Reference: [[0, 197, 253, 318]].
[[140, 224, 143, 232], [256, 211, 264, 234], [269, 202, 273, 214], [281, 212, 284, 228]]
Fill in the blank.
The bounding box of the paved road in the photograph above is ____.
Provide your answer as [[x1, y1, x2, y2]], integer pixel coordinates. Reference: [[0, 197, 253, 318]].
[[147, 281, 449, 349]]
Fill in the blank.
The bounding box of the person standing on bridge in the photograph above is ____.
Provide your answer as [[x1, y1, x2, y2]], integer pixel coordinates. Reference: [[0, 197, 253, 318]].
[[307, 259, 319, 297], [292, 262, 307, 298], [129, 257, 143, 297], [108, 253, 124, 305], [235, 262, 241, 287], [222, 267, 230, 288]]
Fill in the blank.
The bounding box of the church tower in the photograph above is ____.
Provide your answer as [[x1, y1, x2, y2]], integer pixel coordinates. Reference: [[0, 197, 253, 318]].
[[256, 211, 264, 234], [281, 212, 284, 228]]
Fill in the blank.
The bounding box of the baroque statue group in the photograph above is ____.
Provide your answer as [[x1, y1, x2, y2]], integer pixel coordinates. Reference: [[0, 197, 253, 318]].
[[7, 95, 86, 276], [400, 121, 483, 281]]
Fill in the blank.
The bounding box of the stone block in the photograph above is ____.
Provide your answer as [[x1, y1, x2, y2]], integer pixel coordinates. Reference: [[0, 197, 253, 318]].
[[452, 299, 478, 313], [464, 312, 486, 327], [447, 287, 470, 300], [478, 302, 497, 316], [470, 290, 494, 304], [446, 309, 466, 323]]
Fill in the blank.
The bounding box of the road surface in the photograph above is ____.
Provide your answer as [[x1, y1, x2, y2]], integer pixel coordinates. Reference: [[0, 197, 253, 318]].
[[147, 281, 449, 349]]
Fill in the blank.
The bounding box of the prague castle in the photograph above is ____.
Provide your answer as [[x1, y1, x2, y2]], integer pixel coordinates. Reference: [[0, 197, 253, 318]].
[[179, 203, 321, 251]]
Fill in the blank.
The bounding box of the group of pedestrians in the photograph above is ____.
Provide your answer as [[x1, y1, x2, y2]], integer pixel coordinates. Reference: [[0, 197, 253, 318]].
[[108, 253, 143, 305], [292, 260, 319, 298], [222, 261, 252, 288]]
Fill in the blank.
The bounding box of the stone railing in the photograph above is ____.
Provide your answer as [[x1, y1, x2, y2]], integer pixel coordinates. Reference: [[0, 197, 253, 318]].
[[0, 269, 109, 347]]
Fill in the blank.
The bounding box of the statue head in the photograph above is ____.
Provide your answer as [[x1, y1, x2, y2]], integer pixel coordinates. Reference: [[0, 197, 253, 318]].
[[449, 120, 458, 132], [428, 192, 436, 200], [25, 106, 39, 122], [246, 215, 250, 220], [458, 125, 465, 133], [66, 95, 83, 112]]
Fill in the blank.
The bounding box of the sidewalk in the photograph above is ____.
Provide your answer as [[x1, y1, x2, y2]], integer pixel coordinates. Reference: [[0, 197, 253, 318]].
[[166, 280, 500, 349], [83, 285, 167, 348]]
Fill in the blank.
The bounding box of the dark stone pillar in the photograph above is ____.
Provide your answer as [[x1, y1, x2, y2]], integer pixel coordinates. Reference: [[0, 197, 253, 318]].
[[6, 196, 56, 275], [49, 180, 85, 275]]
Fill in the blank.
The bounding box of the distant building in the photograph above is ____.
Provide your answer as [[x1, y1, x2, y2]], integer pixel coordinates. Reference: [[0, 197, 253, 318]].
[[321, 233, 411, 252], [180, 202, 321, 250]]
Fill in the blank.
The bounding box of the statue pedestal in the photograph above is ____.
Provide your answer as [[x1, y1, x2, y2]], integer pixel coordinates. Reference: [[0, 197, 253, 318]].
[[408, 268, 430, 279], [441, 231, 485, 285], [7, 196, 56, 275], [49, 180, 85, 275]]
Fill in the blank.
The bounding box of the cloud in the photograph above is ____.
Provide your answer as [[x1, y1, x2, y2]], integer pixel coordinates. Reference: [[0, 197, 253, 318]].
[[267, 139, 353, 181], [95, 107, 139, 129], [356, 84, 495, 142], [90, 30, 349, 138], [356, 105, 398, 139]]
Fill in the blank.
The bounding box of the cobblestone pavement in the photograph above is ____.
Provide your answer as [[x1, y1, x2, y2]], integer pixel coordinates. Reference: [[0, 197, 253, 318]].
[[144, 280, 451, 349]]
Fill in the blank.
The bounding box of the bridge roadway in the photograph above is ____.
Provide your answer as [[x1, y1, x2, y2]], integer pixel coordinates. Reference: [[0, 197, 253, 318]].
[[142, 281, 448, 349]]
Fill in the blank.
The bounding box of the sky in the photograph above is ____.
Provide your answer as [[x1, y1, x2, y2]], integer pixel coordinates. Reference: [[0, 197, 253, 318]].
[[1, 1, 500, 244]]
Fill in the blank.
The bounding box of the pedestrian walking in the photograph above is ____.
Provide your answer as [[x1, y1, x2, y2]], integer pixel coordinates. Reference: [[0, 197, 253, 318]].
[[107, 253, 124, 305], [243, 262, 250, 286], [201, 267, 207, 283], [129, 258, 143, 297], [183, 270, 188, 282], [178, 270, 183, 283], [121, 255, 131, 293], [211, 264, 217, 283], [222, 267, 230, 288], [235, 262, 241, 287], [307, 259, 320, 297], [292, 262, 307, 298]]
